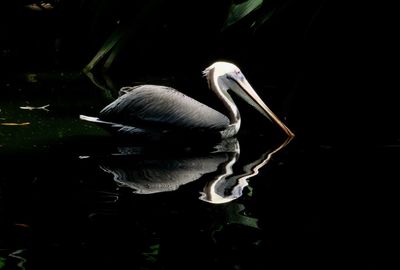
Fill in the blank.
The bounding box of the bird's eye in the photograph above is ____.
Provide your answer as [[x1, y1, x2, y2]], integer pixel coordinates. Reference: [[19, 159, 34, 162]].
[[226, 70, 245, 83], [234, 70, 245, 81]]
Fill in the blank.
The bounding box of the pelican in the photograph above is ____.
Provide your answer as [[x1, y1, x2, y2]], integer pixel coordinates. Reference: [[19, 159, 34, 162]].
[[80, 61, 294, 139]]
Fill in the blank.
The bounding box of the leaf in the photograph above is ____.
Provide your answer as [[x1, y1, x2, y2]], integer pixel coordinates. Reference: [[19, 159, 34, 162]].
[[223, 0, 264, 29], [83, 0, 165, 73], [142, 244, 160, 262], [19, 104, 50, 111], [0, 256, 5, 269], [0, 122, 30, 126], [83, 26, 126, 73]]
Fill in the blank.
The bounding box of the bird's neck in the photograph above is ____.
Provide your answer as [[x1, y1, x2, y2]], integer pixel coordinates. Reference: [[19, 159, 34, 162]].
[[209, 70, 241, 135]]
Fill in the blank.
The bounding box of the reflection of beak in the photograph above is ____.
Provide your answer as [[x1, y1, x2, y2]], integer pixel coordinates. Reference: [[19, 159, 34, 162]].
[[200, 134, 293, 204], [231, 77, 295, 138]]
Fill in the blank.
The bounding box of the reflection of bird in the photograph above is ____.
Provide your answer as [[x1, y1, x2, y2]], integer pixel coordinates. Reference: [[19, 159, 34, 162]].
[[95, 135, 293, 202], [80, 61, 294, 139], [100, 154, 232, 194], [98, 139, 240, 194]]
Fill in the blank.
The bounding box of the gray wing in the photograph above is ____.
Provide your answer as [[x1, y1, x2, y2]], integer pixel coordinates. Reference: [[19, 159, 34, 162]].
[[99, 85, 230, 131]]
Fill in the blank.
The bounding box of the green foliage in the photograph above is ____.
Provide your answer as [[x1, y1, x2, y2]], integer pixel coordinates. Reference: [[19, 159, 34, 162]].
[[0, 256, 5, 269], [223, 0, 264, 29], [83, 26, 126, 74], [142, 244, 160, 263], [226, 203, 259, 229], [83, 0, 164, 74]]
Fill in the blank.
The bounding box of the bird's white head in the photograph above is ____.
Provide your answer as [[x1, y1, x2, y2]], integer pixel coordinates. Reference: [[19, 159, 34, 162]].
[[203, 61, 295, 138], [203, 61, 243, 91]]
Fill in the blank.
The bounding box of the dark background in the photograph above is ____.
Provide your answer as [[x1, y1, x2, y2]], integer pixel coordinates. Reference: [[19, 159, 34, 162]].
[[1, 1, 398, 269], [1, 0, 397, 146]]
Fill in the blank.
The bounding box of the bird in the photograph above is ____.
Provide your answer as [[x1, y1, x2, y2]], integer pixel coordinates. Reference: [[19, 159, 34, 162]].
[[80, 61, 294, 140]]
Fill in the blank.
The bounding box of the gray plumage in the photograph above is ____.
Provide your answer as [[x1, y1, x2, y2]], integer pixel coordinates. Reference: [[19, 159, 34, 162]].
[[99, 85, 230, 133]]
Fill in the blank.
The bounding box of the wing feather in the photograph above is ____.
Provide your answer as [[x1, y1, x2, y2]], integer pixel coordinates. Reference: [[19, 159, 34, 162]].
[[99, 85, 230, 131]]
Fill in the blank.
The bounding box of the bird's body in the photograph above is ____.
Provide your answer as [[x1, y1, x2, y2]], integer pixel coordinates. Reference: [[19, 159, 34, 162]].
[[80, 62, 294, 140], [100, 85, 231, 135]]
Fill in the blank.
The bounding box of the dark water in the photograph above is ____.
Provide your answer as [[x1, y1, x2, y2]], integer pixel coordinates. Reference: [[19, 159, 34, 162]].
[[0, 72, 397, 270], [0, 1, 397, 268]]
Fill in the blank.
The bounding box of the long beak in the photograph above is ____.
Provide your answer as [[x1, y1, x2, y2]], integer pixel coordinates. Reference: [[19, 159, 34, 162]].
[[231, 78, 295, 138]]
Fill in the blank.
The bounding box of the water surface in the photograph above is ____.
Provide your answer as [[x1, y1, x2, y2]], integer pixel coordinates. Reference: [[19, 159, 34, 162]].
[[0, 73, 395, 269]]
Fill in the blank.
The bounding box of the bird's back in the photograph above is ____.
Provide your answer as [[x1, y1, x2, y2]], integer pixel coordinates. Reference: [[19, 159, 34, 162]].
[[99, 85, 230, 132]]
